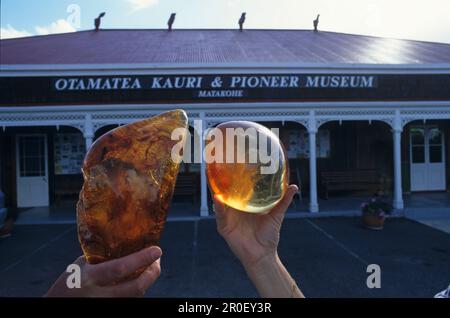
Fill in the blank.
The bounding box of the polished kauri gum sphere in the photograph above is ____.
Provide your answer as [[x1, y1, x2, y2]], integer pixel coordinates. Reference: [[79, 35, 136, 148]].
[[206, 121, 289, 214], [77, 109, 188, 265]]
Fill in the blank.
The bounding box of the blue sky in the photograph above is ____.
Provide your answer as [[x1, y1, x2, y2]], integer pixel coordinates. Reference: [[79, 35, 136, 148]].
[[1, 0, 450, 43]]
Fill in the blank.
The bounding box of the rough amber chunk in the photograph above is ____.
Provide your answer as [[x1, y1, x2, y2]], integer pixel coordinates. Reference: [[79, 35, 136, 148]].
[[206, 121, 289, 214], [77, 109, 188, 264]]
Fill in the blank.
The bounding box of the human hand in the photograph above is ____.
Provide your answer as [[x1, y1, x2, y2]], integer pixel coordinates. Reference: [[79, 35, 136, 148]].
[[213, 184, 298, 270], [45, 246, 162, 297]]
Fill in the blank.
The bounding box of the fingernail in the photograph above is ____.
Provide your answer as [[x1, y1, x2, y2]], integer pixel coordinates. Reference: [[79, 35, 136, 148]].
[[150, 247, 162, 259]]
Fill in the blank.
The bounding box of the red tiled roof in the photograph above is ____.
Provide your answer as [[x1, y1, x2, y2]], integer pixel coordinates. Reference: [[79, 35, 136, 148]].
[[1, 29, 450, 65]]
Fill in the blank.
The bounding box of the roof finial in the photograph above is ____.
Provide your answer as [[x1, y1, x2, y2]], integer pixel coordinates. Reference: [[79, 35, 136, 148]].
[[94, 12, 106, 31], [239, 13, 246, 31], [168, 13, 176, 31], [313, 14, 320, 32]]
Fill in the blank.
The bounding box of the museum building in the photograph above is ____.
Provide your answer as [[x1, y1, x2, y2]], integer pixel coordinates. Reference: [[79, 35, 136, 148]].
[[1, 27, 450, 216]]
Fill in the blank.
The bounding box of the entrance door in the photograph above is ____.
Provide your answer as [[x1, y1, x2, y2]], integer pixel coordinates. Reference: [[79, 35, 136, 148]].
[[16, 135, 49, 207], [410, 126, 446, 191]]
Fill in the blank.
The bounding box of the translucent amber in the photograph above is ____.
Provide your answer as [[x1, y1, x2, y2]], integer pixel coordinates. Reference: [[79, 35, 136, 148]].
[[77, 109, 188, 264], [206, 121, 289, 214]]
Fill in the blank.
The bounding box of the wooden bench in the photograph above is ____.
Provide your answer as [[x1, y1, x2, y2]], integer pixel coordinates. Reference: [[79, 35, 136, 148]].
[[321, 170, 380, 199], [174, 174, 199, 204]]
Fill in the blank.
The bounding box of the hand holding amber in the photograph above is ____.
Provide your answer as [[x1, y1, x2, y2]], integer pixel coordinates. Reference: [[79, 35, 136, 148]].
[[213, 184, 298, 268], [45, 246, 162, 297]]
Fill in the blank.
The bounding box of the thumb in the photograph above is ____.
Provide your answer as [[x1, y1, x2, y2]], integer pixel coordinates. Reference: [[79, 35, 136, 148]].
[[212, 194, 226, 215], [212, 194, 229, 223], [270, 184, 298, 219]]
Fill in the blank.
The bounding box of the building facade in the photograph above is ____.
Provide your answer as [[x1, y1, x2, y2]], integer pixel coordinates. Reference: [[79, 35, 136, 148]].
[[1, 29, 450, 216]]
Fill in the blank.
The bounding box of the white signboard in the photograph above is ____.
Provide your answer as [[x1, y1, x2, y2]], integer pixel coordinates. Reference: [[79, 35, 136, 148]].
[[285, 130, 330, 159], [54, 133, 85, 175]]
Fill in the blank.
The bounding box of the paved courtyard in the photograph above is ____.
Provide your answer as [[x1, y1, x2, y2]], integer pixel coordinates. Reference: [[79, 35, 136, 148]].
[[1, 216, 450, 298], [11, 192, 450, 225]]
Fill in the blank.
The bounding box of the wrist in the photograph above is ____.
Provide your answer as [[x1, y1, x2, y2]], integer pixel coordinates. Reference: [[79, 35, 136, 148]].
[[223, 234, 277, 270], [242, 251, 279, 275], [243, 252, 304, 298]]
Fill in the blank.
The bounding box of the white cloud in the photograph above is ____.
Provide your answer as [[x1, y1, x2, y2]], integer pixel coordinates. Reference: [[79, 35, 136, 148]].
[[0, 24, 32, 39], [35, 19, 76, 35], [1, 19, 77, 39], [215, 0, 450, 43], [226, 0, 240, 8], [127, 0, 159, 13]]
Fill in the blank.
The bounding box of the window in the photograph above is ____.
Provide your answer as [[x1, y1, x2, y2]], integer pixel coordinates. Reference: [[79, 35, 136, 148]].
[[429, 146, 442, 163], [18, 136, 46, 177], [412, 147, 425, 163], [410, 126, 444, 164], [410, 128, 425, 164]]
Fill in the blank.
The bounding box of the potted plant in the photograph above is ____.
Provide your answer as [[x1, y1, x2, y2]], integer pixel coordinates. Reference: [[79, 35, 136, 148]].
[[360, 192, 393, 230]]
